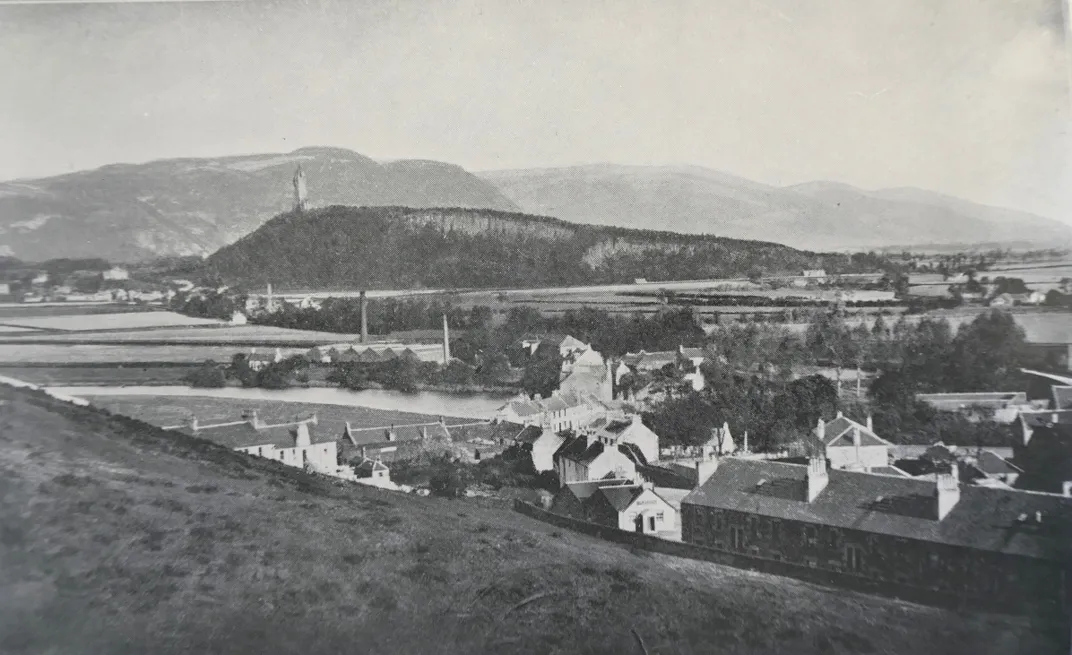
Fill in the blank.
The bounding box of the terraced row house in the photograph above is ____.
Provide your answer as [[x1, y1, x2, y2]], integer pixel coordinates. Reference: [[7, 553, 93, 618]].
[[681, 456, 1072, 614]]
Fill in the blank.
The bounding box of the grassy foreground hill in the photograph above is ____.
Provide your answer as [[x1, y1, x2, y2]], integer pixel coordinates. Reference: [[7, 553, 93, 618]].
[[0, 385, 1061, 654], [204, 205, 845, 289]]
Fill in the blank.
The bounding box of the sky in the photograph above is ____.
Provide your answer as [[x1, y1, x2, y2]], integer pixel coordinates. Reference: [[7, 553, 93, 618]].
[[2, 0, 1070, 223]]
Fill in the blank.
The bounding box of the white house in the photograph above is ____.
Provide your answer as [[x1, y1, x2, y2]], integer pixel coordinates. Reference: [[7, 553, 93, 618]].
[[230, 311, 248, 326], [354, 457, 396, 489], [179, 413, 344, 478], [494, 389, 610, 434], [101, 266, 130, 281], [580, 414, 660, 463], [554, 479, 677, 535], [553, 433, 640, 487], [247, 348, 284, 371], [510, 424, 567, 473], [813, 412, 893, 472]]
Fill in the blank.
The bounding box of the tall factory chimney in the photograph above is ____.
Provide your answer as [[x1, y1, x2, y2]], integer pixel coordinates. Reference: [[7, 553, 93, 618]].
[[442, 314, 451, 362], [360, 291, 368, 344]]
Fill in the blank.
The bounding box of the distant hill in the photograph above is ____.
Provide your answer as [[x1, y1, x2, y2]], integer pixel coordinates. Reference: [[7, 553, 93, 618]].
[[205, 205, 841, 289], [478, 165, 1072, 251], [0, 147, 518, 262]]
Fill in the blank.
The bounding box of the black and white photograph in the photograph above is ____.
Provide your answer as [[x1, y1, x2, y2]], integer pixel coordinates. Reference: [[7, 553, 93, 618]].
[[1, 0, 1071, 653]]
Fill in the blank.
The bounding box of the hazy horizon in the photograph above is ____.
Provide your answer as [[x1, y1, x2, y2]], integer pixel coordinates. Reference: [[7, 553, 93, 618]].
[[3, 0, 1070, 225]]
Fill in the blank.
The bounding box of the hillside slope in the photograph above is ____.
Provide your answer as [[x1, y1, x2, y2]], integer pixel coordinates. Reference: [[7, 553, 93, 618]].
[[0, 148, 518, 262], [0, 385, 1057, 654], [479, 165, 1072, 251], [203, 205, 834, 289]]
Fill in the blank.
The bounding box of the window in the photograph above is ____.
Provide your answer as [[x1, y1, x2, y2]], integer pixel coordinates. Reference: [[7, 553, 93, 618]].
[[845, 544, 864, 573], [805, 525, 818, 546], [655, 512, 664, 522], [731, 527, 746, 551]]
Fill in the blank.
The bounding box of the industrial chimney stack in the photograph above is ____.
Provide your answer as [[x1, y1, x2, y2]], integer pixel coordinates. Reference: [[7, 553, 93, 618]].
[[360, 291, 368, 344]]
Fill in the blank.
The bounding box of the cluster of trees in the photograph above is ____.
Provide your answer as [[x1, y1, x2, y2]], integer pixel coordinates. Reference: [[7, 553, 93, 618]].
[[169, 289, 241, 320], [184, 354, 310, 390], [390, 447, 559, 499], [256, 297, 493, 336], [642, 374, 840, 451]]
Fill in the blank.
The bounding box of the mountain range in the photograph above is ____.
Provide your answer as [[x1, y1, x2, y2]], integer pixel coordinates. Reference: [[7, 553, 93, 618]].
[[1, 148, 1069, 262], [478, 164, 1072, 252], [0, 147, 517, 262]]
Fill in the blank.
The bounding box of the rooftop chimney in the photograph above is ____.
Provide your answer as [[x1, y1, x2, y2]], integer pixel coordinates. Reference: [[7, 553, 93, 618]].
[[343, 421, 358, 446], [806, 456, 828, 502], [420, 426, 428, 441], [442, 314, 451, 362], [359, 291, 368, 344], [852, 426, 861, 447], [815, 417, 826, 442], [1063, 481, 1072, 497], [935, 468, 960, 520], [248, 410, 261, 429], [310, 413, 319, 426], [294, 423, 311, 448], [386, 424, 396, 442], [187, 416, 199, 433], [836, 410, 844, 419], [866, 415, 873, 432]]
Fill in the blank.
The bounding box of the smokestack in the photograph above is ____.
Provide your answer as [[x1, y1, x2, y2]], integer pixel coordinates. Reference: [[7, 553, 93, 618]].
[[806, 455, 828, 502], [442, 314, 451, 362], [360, 291, 368, 344]]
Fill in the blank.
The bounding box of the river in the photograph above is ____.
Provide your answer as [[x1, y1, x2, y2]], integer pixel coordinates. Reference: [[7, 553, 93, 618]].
[[45, 385, 514, 420]]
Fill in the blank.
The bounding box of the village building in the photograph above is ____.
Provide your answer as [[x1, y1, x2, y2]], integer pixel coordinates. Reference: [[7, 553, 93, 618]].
[[177, 413, 349, 479], [518, 334, 590, 359], [915, 391, 1032, 423], [230, 311, 248, 325], [101, 266, 130, 281], [558, 347, 614, 402], [681, 456, 1072, 614], [493, 389, 611, 434], [246, 347, 284, 371], [504, 424, 566, 473], [1012, 409, 1072, 495], [617, 345, 707, 392], [553, 432, 641, 487], [579, 414, 660, 464], [353, 457, 398, 490], [340, 421, 456, 464], [552, 479, 677, 535], [812, 413, 892, 472]]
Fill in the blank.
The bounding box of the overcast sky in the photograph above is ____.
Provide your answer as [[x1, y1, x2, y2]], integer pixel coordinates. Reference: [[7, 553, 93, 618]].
[[2, 0, 1070, 223]]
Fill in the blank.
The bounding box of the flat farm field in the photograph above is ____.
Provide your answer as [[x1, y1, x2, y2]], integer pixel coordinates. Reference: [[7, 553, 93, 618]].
[[0, 365, 199, 386], [0, 302, 155, 318], [0, 310, 224, 332], [0, 344, 304, 364], [0, 324, 365, 344], [90, 394, 462, 443]]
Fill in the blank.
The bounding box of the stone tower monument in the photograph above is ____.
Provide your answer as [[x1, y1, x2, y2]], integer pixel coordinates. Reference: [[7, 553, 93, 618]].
[[293, 164, 308, 212]]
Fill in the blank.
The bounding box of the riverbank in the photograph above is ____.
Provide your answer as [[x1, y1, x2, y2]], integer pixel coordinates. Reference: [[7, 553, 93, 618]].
[[46, 385, 512, 420]]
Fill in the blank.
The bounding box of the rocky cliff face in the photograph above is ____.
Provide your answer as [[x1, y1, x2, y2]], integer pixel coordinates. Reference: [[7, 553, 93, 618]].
[[0, 147, 519, 262]]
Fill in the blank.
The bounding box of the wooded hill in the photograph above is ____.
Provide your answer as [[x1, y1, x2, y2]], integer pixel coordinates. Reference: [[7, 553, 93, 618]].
[[204, 205, 862, 289]]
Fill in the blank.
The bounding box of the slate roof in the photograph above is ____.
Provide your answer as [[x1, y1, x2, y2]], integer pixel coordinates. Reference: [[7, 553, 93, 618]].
[[621, 350, 678, 369], [555, 435, 640, 467], [821, 416, 891, 448], [560, 478, 635, 503], [1020, 409, 1072, 428], [972, 451, 1023, 476], [184, 420, 328, 450], [598, 485, 646, 512], [1053, 386, 1072, 410], [515, 425, 545, 446], [683, 458, 1072, 561]]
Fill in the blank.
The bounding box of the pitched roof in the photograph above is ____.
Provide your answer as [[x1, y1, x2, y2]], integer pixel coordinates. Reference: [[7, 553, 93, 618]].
[[821, 416, 890, 448], [598, 485, 645, 512], [185, 419, 328, 450], [515, 425, 545, 445], [683, 458, 1072, 561], [972, 451, 1023, 476], [355, 458, 389, 473], [1020, 409, 1072, 428], [1053, 386, 1072, 410], [561, 478, 634, 503]]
